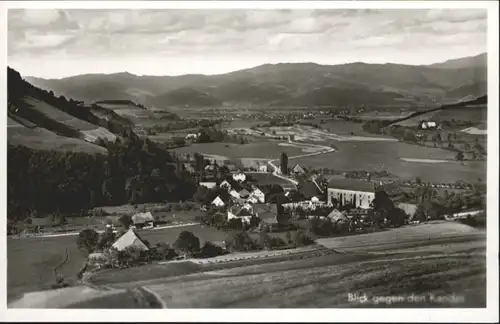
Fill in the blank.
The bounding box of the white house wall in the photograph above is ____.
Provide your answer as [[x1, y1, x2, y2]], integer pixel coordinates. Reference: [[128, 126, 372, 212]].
[[327, 188, 374, 209]]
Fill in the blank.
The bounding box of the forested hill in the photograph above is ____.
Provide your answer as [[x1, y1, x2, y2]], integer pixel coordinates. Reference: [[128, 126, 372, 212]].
[[7, 138, 197, 221], [7, 67, 197, 221], [8, 67, 135, 141]]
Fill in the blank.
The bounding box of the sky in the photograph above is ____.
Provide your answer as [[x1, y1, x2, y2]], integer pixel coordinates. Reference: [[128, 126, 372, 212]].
[[7, 8, 488, 79]]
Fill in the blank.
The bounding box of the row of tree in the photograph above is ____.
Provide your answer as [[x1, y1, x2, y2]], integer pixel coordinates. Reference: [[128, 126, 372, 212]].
[[8, 136, 197, 221]]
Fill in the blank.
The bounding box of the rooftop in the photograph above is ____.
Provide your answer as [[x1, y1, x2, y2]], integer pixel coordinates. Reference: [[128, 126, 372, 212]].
[[328, 179, 375, 192]]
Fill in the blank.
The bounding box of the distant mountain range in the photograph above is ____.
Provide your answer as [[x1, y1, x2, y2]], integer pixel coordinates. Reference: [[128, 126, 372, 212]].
[[24, 53, 487, 110]]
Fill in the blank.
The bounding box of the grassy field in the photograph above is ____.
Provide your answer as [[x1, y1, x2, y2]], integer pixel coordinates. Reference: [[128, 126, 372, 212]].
[[9, 222, 486, 308], [6, 224, 224, 303], [8, 125, 108, 154], [293, 141, 485, 182], [172, 142, 304, 160], [92, 222, 485, 308], [393, 105, 487, 128], [23, 97, 99, 131], [246, 172, 294, 186]]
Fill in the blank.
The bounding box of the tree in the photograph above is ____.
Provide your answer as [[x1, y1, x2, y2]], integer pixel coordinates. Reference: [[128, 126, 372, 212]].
[[119, 214, 133, 229], [455, 151, 464, 161], [228, 218, 243, 230], [77, 229, 99, 254], [198, 241, 224, 258], [173, 231, 200, 254], [280, 152, 288, 175], [225, 231, 258, 252], [97, 230, 116, 251]]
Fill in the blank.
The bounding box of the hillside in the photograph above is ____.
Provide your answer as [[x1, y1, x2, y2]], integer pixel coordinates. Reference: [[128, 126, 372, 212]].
[[7, 67, 131, 153], [24, 53, 487, 109], [271, 86, 405, 107], [428, 53, 487, 69], [151, 87, 222, 108], [391, 95, 487, 127]]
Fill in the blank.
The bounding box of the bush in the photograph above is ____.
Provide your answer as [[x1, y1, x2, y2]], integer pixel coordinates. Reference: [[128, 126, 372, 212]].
[[225, 231, 260, 252], [293, 230, 315, 246], [173, 231, 200, 254], [228, 218, 243, 230], [150, 243, 178, 261], [96, 231, 116, 251], [77, 229, 100, 254], [197, 241, 226, 258]]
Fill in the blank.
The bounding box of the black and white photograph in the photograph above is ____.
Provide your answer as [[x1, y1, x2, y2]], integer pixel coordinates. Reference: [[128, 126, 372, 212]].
[[2, 0, 498, 320]]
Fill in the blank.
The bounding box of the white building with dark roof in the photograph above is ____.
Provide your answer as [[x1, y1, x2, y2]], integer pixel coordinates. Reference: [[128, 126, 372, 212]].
[[327, 179, 376, 209]]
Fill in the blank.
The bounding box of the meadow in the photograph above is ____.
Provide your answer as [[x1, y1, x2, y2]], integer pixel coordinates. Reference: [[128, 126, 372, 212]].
[[92, 222, 486, 308], [8, 125, 108, 155], [172, 141, 305, 160], [23, 97, 98, 131], [292, 140, 485, 182], [6, 224, 224, 303]]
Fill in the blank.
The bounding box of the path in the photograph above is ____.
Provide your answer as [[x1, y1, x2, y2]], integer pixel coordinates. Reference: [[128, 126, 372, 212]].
[[267, 141, 335, 186], [9, 222, 199, 240]]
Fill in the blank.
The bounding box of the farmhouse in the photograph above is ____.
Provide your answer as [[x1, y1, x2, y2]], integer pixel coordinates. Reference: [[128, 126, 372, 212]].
[[259, 164, 268, 173], [419, 121, 437, 130], [249, 187, 266, 203], [327, 179, 376, 209], [238, 188, 251, 198], [132, 212, 154, 228], [211, 196, 226, 207], [291, 163, 306, 175], [199, 181, 217, 189], [327, 209, 349, 223], [233, 171, 246, 182], [227, 206, 255, 224], [111, 228, 150, 252], [229, 189, 241, 199], [182, 163, 196, 174], [185, 133, 199, 140], [397, 202, 418, 220], [220, 180, 232, 191], [450, 209, 484, 219], [310, 196, 320, 203]]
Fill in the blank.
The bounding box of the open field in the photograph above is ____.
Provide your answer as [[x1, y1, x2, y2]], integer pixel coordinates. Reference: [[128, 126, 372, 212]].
[[316, 120, 393, 138], [393, 105, 487, 128], [246, 172, 296, 186], [9, 222, 485, 308], [246, 124, 397, 142], [23, 97, 99, 131], [6, 223, 224, 303], [292, 140, 485, 182], [8, 125, 108, 154], [172, 141, 305, 160]]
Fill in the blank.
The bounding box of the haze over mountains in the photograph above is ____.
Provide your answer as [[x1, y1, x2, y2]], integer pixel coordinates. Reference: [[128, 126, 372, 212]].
[[25, 53, 487, 110]]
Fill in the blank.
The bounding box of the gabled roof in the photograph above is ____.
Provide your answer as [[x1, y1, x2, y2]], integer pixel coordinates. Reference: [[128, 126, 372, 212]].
[[259, 211, 277, 224], [212, 196, 225, 205], [239, 188, 250, 197], [328, 179, 375, 193], [251, 187, 264, 195], [328, 209, 348, 222], [291, 164, 306, 173], [132, 212, 154, 224], [111, 229, 149, 252]]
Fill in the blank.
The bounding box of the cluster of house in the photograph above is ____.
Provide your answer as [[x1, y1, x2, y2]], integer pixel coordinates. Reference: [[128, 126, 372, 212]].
[[201, 171, 275, 225]]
